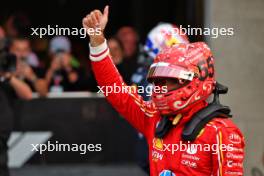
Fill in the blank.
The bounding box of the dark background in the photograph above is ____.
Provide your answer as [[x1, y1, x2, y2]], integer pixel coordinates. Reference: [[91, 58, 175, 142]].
[[13, 98, 138, 164], [0, 0, 205, 167], [0, 0, 204, 43]]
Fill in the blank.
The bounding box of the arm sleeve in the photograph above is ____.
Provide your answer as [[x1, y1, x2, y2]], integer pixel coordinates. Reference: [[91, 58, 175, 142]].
[[89, 40, 157, 138], [211, 125, 245, 176]]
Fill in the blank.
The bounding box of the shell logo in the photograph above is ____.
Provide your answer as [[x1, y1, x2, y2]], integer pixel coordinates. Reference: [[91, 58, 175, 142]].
[[153, 138, 163, 151]]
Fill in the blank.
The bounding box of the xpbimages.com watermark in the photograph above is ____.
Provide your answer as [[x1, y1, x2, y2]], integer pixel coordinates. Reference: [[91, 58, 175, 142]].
[[97, 83, 167, 96], [152, 140, 234, 155], [30, 24, 235, 39], [31, 141, 102, 155], [30, 25, 102, 38], [164, 25, 234, 39]]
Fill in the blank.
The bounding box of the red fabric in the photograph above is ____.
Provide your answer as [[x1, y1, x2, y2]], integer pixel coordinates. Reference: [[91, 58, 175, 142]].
[[91, 55, 245, 176]]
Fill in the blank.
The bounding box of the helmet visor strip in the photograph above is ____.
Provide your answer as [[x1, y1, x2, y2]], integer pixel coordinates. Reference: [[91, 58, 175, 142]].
[[147, 62, 195, 82]]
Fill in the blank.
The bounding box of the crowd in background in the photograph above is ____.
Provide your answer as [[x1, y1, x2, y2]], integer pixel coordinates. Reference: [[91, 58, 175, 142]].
[[0, 13, 144, 175], [0, 13, 141, 97]]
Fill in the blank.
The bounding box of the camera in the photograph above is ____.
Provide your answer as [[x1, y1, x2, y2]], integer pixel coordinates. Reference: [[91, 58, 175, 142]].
[[0, 39, 17, 73]]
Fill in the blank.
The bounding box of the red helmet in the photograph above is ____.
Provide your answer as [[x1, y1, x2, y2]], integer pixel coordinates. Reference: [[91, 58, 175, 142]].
[[147, 42, 216, 115]]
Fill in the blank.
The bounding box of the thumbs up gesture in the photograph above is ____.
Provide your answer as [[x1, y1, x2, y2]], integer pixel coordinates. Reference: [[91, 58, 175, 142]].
[[82, 6, 109, 46]]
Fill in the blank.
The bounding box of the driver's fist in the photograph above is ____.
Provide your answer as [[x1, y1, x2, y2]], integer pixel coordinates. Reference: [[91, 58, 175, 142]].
[[82, 6, 109, 37]]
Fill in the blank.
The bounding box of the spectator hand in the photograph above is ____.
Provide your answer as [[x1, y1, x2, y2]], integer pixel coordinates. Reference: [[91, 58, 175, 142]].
[[0, 72, 13, 82], [68, 71, 78, 83], [50, 57, 62, 72], [24, 65, 36, 82], [61, 53, 72, 71], [16, 63, 37, 82]]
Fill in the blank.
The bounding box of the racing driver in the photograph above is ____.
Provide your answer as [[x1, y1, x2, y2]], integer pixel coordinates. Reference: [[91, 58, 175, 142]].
[[82, 6, 245, 176]]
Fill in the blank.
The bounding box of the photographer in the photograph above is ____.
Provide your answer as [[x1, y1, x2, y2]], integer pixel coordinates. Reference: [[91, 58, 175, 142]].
[[45, 36, 87, 92], [0, 36, 32, 176], [9, 37, 48, 97]]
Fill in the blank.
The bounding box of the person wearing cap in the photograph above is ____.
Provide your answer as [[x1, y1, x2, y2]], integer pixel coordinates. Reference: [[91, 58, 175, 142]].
[[45, 36, 86, 92]]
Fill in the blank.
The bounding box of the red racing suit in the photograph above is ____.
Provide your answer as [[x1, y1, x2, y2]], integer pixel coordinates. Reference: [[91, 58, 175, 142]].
[[90, 40, 245, 176]]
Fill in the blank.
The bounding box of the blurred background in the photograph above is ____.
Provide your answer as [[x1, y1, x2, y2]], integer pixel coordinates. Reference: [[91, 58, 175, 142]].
[[0, 0, 263, 175]]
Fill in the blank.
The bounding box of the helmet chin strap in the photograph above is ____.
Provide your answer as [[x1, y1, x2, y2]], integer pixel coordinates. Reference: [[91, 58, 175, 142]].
[[172, 114, 183, 125], [155, 113, 183, 138], [155, 115, 174, 138], [155, 103, 199, 139]]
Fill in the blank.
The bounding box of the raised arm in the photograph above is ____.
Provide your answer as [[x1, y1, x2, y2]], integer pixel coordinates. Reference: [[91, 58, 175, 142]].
[[82, 6, 157, 137]]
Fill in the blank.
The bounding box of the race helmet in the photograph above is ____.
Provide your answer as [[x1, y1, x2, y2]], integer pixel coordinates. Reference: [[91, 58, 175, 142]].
[[144, 23, 189, 58], [138, 23, 189, 66], [147, 42, 215, 115]]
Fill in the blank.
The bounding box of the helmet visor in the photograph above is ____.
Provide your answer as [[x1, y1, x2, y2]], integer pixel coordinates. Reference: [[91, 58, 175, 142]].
[[147, 62, 194, 82]]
